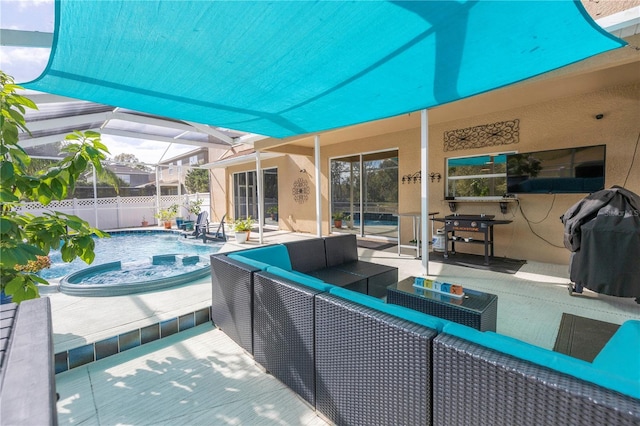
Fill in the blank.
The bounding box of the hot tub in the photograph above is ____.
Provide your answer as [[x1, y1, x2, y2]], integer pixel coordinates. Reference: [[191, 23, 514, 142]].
[[59, 254, 210, 297]]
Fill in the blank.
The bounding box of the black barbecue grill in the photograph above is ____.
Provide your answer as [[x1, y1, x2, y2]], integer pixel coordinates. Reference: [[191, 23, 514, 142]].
[[432, 214, 512, 265]]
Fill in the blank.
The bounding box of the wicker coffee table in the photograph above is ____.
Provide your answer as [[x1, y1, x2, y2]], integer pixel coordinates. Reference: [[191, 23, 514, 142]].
[[387, 277, 498, 331]]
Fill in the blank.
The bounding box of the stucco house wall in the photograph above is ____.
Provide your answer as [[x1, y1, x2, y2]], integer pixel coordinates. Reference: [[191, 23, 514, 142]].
[[223, 79, 638, 265], [220, 28, 639, 265]]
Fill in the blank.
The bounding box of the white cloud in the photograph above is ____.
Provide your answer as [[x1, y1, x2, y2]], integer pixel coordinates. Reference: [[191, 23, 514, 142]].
[[1, 46, 50, 66], [1, 0, 54, 31], [0, 46, 50, 83], [16, 0, 53, 11]]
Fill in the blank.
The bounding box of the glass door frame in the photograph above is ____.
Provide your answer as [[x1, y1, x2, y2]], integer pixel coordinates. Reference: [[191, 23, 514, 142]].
[[329, 148, 399, 239], [233, 167, 278, 226]]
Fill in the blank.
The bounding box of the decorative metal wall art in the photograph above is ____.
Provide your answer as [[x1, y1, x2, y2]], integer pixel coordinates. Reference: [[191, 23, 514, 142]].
[[429, 172, 441, 182], [292, 178, 310, 204], [401, 171, 421, 184], [443, 119, 519, 151], [401, 171, 441, 184]]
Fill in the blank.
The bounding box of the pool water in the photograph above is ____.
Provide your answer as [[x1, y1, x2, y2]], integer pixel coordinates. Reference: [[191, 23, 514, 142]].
[[73, 259, 206, 284], [59, 254, 212, 297], [40, 231, 221, 280]]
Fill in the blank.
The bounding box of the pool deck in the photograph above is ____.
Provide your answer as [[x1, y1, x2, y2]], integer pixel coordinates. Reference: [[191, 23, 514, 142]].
[[47, 228, 640, 425]]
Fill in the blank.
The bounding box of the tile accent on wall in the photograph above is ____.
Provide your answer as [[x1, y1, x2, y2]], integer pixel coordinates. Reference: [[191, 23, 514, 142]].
[[54, 307, 210, 374], [179, 313, 195, 331], [160, 318, 178, 338], [55, 351, 69, 374], [141, 324, 160, 344], [119, 330, 141, 352], [68, 344, 95, 369], [195, 307, 210, 326], [95, 336, 119, 360]]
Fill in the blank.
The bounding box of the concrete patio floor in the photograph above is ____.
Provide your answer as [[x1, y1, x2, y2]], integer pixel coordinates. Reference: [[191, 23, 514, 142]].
[[47, 230, 640, 425]]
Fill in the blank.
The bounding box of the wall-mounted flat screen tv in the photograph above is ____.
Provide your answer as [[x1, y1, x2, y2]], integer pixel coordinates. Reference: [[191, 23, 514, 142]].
[[506, 145, 606, 194]]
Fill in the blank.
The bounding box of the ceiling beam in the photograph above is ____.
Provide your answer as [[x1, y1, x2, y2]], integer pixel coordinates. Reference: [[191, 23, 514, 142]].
[[596, 6, 640, 35], [184, 121, 235, 144], [25, 112, 112, 132], [21, 93, 80, 104], [100, 128, 227, 148], [235, 133, 269, 145], [262, 144, 315, 157], [109, 112, 198, 133], [19, 130, 100, 148], [0, 29, 53, 48]]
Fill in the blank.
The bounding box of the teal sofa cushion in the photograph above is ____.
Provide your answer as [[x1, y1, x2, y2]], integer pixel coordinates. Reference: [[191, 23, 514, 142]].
[[442, 322, 640, 399], [227, 254, 270, 271], [229, 245, 292, 270], [265, 266, 334, 292], [593, 320, 640, 383], [329, 287, 447, 332]]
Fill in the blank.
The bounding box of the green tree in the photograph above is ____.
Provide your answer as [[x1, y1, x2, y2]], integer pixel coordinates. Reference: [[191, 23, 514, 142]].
[[364, 159, 398, 203], [1, 70, 110, 303], [111, 152, 152, 172], [185, 168, 209, 193]]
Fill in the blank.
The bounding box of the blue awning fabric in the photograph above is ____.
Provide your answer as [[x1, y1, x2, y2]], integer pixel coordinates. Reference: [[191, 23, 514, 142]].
[[449, 155, 506, 167], [24, 1, 624, 138]]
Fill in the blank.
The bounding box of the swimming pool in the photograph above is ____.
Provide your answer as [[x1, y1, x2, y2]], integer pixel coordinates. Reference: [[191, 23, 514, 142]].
[[40, 230, 221, 280]]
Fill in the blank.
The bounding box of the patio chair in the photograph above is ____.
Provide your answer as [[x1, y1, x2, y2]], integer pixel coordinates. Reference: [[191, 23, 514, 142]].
[[202, 214, 227, 243], [181, 211, 208, 238]]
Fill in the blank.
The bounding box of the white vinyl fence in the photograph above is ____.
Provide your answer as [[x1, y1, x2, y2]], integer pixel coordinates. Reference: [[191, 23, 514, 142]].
[[15, 193, 210, 230]]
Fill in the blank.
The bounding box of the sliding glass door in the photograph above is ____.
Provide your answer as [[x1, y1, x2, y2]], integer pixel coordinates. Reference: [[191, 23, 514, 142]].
[[330, 150, 398, 239], [233, 168, 278, 226]]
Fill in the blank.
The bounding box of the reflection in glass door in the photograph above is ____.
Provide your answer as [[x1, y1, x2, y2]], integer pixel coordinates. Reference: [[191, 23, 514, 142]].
[[330, 156, 360, 233], [330, 150, 398, 239], [363, 152, 398, 238], [263, 168, 278, 226], [234, 172, 250, 219]]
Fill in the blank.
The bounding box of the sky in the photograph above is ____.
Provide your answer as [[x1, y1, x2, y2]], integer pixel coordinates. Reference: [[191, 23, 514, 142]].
[[0, 0, 199, 164]]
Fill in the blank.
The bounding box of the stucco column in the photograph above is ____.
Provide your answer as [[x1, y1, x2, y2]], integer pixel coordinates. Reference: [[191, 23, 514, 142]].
[[315, 135, 322, 237], [256, 150, 264, 244], [421, 109, 429, 275]]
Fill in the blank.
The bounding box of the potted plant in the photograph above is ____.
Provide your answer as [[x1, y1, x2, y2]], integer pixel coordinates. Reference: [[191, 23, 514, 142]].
[[267, 205, 278, 221], [232, 216, 254, 243], [332, 211, 347, 228], [155, 204, 179, 229], [141, 216, 149, 227]]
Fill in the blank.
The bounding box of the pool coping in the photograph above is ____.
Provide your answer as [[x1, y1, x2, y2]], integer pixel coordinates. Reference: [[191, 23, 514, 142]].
[[54, 306, 212, 374]]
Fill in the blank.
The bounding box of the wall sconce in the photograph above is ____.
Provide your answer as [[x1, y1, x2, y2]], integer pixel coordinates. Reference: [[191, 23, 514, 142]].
[[429, 172, 442, 182], [401, 171, 421, 184]]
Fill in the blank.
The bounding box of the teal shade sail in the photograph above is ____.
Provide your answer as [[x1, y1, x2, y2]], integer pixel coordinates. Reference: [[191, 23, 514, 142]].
[[24, 1, 624, 138], [448, 155, 507, 167]]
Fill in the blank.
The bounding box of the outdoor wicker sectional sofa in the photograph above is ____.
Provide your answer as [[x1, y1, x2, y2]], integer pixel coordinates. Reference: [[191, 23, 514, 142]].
[[210, 235, 640, 426]]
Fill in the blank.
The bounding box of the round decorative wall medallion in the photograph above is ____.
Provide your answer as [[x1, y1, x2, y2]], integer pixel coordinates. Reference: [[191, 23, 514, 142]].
[[292, 178, 310, 204]]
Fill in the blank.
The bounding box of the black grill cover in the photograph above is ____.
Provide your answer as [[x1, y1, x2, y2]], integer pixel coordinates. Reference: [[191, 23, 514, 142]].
[[560, 186, 640, 298]]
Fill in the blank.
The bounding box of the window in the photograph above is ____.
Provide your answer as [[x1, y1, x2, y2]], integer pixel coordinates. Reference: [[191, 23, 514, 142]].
[[189, 155, 198, 165], [446, 153, 510, 198]]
